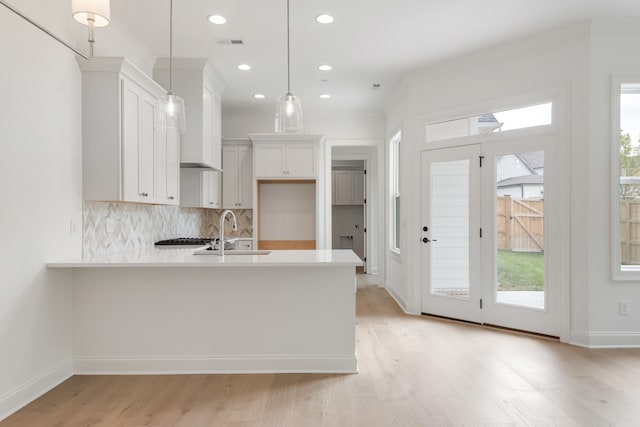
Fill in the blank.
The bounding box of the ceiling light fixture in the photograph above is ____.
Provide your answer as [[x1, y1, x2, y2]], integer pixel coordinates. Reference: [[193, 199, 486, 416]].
[[208, 14, 227, 25], [315, 14, 334, 24], [158, 0, 186, 134], [0, 0, 110, 60], [275, 0, 303, 133], [320, 94, 331, 99], [318, 64, 332, 71], [237, 64, 251, 71], [254, 94, 266, 99]]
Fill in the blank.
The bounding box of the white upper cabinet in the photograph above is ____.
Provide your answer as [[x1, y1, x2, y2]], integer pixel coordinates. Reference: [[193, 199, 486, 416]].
[[180, 169, 221, 209], [78, 57, 179, 205], [249, 134, 323, 179], [222, 141, 253, 209], [154, 59, 225, 170], [333, 170, 365, 205], [156, 127, 180, 205]]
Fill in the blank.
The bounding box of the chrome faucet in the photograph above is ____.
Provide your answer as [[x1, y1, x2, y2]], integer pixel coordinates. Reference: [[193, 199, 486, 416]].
[[218, 210, 238, 256]]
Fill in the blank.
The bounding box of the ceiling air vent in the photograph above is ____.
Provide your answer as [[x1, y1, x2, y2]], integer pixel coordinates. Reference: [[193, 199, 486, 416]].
[[217, 39, 244, 45]]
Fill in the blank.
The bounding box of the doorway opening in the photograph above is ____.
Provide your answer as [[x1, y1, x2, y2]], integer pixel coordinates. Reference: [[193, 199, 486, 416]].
[[331, 160, 366, 273]]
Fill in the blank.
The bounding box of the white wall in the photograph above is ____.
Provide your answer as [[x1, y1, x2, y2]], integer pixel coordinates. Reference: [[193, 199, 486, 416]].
[[384, 19, 640, 345], [383, 22, 593, 334], [332, 206, 365, 260], [0, 1, 156, 420], [585, 21, 640, 345], [0, 3, 80, 419]]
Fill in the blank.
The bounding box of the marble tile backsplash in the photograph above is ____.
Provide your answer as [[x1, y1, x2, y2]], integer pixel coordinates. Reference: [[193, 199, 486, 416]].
[[83, 202, 253, 256], [203, 209, 253, 238]]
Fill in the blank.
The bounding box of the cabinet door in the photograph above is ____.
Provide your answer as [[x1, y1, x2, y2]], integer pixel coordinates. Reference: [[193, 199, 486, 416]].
[[139, 92, 157, 202], [352, 170, 365, 205], [238, 146, 253, 208], [211, 92, 222, 170], [122, 78, 156, 203], [121, 78, 141, 202], [286, 144, 317, 178], [205, 170, 222, 208], [222, 146, 238, 208], [254, 144, 286, 177], [202, 85, 213, 168], [156, 127, 180, 205], [165, 128, 180, 204], [334, 171, 353, 205]]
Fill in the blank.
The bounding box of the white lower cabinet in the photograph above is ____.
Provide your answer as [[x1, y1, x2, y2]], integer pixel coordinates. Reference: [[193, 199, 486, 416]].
[[233, 239, 253, 250], [79, 57, 180, 205], [180, 169, 221, 208]]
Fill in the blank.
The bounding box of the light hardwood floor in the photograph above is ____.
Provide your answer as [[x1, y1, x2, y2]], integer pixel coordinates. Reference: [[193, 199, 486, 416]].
[[3, 277, 640, 426]]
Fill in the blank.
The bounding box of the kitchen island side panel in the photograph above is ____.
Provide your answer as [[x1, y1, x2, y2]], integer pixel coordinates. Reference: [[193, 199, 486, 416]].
[[72, 266, 356, 373]]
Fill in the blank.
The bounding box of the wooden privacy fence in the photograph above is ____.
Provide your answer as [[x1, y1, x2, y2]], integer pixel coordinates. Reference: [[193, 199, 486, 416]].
[[496, 196, 544, 252], [620, 199, 640, 264]]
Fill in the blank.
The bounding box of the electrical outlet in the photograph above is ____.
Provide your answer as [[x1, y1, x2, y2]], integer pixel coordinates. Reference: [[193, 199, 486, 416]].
[[619, 300, 631, 316], [106, 218, 115, 233], [69, 218, 79, 236]]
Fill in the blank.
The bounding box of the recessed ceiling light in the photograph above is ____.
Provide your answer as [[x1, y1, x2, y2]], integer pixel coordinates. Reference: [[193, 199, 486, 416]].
[[318, 64, 332, 71], [253, 94, 265, 99], [320, 94, 331, 99], [237, 64, 251, 71], [316, 14, 334, 24], [208, 15, 227, 25]]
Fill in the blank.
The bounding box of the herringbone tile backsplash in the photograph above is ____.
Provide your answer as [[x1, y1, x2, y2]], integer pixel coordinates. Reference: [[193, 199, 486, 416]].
[[83, 202, 253, 256]]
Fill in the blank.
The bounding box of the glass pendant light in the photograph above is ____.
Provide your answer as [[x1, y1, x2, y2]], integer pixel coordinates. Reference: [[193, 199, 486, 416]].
[[275, 0, 303, 133], [158, 0, 186, 134]]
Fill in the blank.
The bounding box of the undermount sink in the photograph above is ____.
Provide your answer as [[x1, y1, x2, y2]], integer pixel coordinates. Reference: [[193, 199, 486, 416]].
[[193, 247, 271, 256]]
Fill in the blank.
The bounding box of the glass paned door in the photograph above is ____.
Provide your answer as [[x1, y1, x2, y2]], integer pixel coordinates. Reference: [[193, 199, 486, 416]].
[[421, 144, 482, 323], [482, 137, 560, 337]]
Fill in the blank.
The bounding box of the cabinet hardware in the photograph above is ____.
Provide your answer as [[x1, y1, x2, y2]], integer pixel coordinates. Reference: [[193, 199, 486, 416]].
[[168, 196, 175, 200], [140, 192, 148, 197]]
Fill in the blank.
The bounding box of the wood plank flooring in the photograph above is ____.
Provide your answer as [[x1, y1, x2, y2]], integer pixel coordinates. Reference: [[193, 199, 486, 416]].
[[3, 278, 640, 426]]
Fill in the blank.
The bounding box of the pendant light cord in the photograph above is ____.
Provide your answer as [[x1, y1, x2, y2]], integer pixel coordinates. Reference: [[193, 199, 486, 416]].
[[169, 0, 174, 93], [286, 0, 291, 94]]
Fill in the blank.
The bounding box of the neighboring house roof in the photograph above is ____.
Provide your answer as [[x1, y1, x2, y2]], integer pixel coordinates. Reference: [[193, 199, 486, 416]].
[[497, 174, 544, 187], [518, 151, 544, 170], [477, 113, 503, 133]]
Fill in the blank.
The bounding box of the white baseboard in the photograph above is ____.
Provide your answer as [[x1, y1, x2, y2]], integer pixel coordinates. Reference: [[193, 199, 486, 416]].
[[570, 330, 640, 348], [384, 284, 412, 315], [0, 361, 72, 422], [74, 354, 358, 375]]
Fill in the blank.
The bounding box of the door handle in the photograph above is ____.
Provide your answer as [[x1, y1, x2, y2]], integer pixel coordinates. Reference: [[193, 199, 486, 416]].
[[422, 237, 437, 243]]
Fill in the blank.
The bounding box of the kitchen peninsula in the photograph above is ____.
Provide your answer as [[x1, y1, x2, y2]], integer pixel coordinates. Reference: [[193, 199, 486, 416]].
[[48, 249, 361, 374]]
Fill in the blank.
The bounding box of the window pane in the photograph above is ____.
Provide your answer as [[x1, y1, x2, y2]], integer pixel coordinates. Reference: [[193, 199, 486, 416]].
[[395, 196, 400, 249], [495, 151, 545, 309], [426, 102, 552, 143], [620, 84, 640, 266]]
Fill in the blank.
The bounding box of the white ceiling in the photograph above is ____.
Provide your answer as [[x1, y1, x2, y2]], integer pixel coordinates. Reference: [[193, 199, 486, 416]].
[[112, 0, 640, 113]]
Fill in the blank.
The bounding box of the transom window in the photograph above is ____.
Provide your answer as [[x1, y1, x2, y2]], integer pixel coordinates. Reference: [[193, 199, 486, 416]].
[[426, 102, 553, 143]]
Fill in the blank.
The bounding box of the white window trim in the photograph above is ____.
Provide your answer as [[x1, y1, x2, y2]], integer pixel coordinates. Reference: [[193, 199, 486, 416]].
[[611, 75, 640, 281], [390, 131, 401, 255]]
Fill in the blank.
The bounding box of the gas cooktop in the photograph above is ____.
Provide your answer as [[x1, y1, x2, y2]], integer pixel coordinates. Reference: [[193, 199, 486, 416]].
[[154, 237, 217, 246]]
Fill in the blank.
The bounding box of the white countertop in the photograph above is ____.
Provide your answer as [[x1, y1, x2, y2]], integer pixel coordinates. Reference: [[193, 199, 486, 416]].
[[47, 248, 363, 268]]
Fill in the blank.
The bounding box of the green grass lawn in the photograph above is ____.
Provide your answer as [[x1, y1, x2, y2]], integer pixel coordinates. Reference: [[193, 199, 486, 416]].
[[497, 250, 544, 291]]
